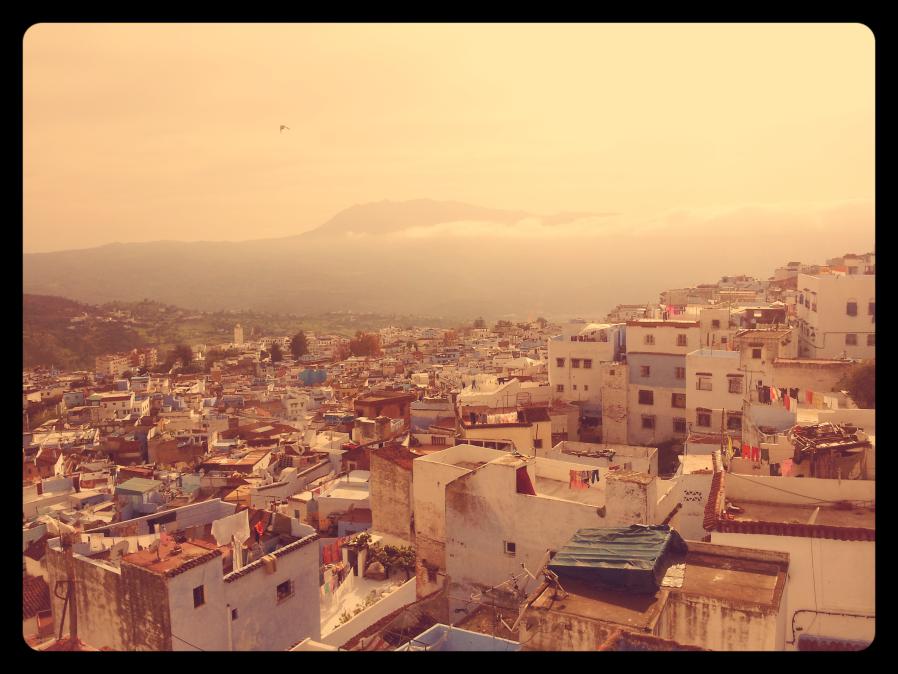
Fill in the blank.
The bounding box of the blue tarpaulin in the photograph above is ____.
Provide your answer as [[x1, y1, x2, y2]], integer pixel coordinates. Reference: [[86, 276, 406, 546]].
[[548, 525, 688, 593]]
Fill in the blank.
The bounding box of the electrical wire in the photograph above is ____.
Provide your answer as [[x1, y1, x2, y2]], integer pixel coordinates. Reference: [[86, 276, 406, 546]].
[[170, 633, 206, 651], [723, 470, 874, 507]]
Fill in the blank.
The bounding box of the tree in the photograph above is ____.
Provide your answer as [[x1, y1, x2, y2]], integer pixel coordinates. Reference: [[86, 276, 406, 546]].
[[290, 331, 309, 359], [171, 344, 193, 368], [349, 332, 381, 357], [840, 361, 875, 408], [536, 317, 549, 328], [270, 343, 283, 363], [473, 317, 486, 329], [334, 343, 351, 361]]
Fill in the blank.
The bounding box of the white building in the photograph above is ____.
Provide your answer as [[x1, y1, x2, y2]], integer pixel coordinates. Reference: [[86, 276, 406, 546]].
[[685, 349, 745, 436], [624, 320, 701, 445], [705, 470, 875, 650], [795, 272, 875, 359], [45, 500, 321, 651], [412, 444, 666, 605], [234, 323, 245, 346], [548, 322, 625, 410]]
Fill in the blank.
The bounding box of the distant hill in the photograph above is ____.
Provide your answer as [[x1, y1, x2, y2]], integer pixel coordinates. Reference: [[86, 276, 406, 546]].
[[300, 199, 532, 238], [23, 198, 874, 320]]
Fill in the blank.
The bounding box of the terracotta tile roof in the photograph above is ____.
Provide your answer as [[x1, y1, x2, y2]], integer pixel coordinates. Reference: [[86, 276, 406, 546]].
[[223, 533, 318, 583], [713, 520, 875, 541], [703, 470, 726, 532], [23, 574, 51, 620]]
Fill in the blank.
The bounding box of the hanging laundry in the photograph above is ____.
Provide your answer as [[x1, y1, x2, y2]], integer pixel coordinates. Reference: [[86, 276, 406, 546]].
[[779, 388, 787, 401], [789, 388, 799, 399], [780, 458, 794, 476], [760, 446, 770, 463], [791, 396, 798, 411], [805, 390, 814, 404], [591, 469, 600, 484], [751, 446, 760, 462], [741, 443, 751, 459], [784, 395, 790, 411], [770, 463, 780, 476]]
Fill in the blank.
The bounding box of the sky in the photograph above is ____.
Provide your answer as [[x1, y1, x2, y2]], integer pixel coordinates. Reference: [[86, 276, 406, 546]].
[[23, 23, 874, 253]]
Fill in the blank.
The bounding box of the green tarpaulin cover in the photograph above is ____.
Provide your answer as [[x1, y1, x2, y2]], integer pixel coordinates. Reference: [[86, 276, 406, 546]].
[[548, 525, 688, 593]]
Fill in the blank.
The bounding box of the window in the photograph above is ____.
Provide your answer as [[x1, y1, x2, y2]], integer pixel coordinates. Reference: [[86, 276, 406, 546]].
[[751, 348, 762, 360], [640, 366, 651, 377], [671, 393, 686, 408], [533, 439, 543, 449], [721, 337, 728, 344], [193, 585, 205, 608], [556, 384, 564, 393], [726, 414, 742, 431], [504, 541, 516, 556], [675, 367, 685, 380], [869, 301, 875, 316], [711, 319, 721, 329], [867, 334, 875, 347], [728, 377, 743, 394], [609, 369, 615, 376], [276, 580, 295, 602], [673, 418, 687, 434], [799, 293, 804, 305], [644, 334, 655, 345], [556, 358, 565, 367], [641, 415, 656, 429], [677, 334, 688, 346], [583, 359, 593, 369], [231, 608, 239, 621], [696, 376, 712, 391], [697, 411, 712, 427], [571, 358, 581, 368], [845, 334, 857, 346], [572, 384, 577, 391], [846, 301, 857, 316], [583, 385, 589, 391], [638, 390, 654, 405]]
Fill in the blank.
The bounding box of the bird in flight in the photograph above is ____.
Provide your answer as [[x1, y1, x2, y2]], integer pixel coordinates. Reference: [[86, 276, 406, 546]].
[[280, 125, 290, 133]]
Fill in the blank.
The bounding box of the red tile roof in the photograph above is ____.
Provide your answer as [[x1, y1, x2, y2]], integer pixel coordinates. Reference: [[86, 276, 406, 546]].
[[703, 470, 875, 541], [23, 574, 51, 620]]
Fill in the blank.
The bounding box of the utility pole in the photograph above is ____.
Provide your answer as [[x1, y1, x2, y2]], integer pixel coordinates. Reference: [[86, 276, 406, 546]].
[[56, 531, 79, 643]]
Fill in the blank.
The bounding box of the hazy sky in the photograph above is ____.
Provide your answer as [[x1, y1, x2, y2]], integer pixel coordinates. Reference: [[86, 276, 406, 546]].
[[23, 23, 874, 253]]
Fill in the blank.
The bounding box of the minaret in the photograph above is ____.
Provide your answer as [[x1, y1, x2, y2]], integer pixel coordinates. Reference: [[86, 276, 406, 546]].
[[234, 323, 244, 346]]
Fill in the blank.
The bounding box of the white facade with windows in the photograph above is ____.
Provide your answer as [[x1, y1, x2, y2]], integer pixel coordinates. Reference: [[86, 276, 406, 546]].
[[548, 322, 624, 407], [795, 273, 875, 359], [686, 349, 745, 435]]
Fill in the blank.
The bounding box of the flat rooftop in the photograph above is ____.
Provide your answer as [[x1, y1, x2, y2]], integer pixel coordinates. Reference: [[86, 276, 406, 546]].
[[534, 476, 604, 507], [122, 538, 222, 577], [532, 541, 787, 626], [730, 501, 875, 530]]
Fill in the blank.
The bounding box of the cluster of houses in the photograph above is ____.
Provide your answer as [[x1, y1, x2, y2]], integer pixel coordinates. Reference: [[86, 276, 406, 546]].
[[22, 252, 874, 651]]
